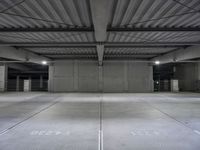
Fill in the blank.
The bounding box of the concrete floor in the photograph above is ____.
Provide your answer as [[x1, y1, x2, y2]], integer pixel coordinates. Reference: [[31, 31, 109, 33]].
[[0, 92, 200, 150]]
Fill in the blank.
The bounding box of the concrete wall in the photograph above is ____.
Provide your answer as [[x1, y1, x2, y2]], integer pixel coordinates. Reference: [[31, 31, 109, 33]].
[[48, 60, 153, 92], [175, 63, 199, 91]]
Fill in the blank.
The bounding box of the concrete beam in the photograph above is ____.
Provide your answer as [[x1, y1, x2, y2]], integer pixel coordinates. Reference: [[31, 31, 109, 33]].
[[152, 46, 200, 64], [90, 0, 111, 65], [0, 42, 197, 47], [8, 64, 30, 71], [90, 0, 110, 41], [0, 46, 50, 64], [108, 27, 200, 32], [0, 27, 200, 32], [97, 45, 104, 66], [0, 27, 93, 32]]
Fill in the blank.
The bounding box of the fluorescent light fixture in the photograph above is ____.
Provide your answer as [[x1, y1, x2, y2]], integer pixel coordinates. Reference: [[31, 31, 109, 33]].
[[155, 61, 160, 65], [42, 61, 47, 65]]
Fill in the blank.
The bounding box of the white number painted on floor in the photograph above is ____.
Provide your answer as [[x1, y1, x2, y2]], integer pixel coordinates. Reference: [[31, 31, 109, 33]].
[[30, 130, 70, 136], [131, 130, 160, 136]]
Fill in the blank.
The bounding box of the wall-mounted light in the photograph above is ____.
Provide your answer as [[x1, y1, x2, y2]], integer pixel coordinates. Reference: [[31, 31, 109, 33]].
[[42, 61, 47, 65], [155, 61, 160, 65]]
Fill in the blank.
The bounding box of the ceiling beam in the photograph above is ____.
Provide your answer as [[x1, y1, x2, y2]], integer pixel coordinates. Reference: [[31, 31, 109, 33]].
[[90, 0, 110, 41], [90, 0, 111, 65], [44, 53, 159, 56], [151, 46, 200, 64], [0, 46, 50, 64], [0, 42, 96, 47], [108, 27, 200, 32], [8, 64, 30, 71], [0, 27, 94, 32], [96, 45, 104, 66], [45, 54, 96, 56], [105, 42, 200, 47], [0, 27, 199, 32], [0, 42, 198, 47], [46, 55, 97, 57], [9, 71, 48, 74]]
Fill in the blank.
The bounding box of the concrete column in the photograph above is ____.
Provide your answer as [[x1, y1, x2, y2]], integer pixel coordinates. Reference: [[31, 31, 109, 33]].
[[0, 64, 8, 92], [48, 64, 54, 92], [40, 75, 43, 89], [16, 75, 20, 91], [197, 63, 200, 80], [196, 63, 200, 91], [28, 76, 32, 91], [150, 65, 154, 92], [73, 60, 79, 91], [98, 66, 103, 92], [124, 61, 129, 92]]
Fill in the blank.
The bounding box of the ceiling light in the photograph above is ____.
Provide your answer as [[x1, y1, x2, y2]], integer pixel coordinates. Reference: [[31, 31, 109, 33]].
[[42, 61, 47, 65], [155, 61, 160, 65]]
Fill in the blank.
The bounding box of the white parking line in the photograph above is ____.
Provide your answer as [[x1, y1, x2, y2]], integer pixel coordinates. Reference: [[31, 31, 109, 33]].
[[98, 95, 103, 150], [98, 130, 103, 150], [0, 97, 61, 136], [194, 130, 200, 135]]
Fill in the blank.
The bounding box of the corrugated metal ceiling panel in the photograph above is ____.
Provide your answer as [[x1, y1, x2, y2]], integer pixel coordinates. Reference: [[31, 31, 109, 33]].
[[0, 0, 92, 28], [0, 0, 199, 60], [27, 47, 97, 55], [109, 0, 200, 28], [46, 54, 97, 59], [104, 55, 156, 59], [0, 32, 94, 42], [105, 47, 175, 54]]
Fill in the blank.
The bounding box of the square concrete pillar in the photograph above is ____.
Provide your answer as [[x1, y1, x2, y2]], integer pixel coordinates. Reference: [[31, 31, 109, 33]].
[[124, 61, 128, 92], [48, 64, 54, 92], [0, 64, 8, 92], [73, 60, 79, 91], [98, 66, 103, 92], [40, 75, 43, 89], [16, 75, 20, 91]]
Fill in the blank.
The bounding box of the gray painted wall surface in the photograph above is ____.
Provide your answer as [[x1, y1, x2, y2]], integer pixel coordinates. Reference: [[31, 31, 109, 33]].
[[48, 60, 153, 92], [175, 63, 200, 91]]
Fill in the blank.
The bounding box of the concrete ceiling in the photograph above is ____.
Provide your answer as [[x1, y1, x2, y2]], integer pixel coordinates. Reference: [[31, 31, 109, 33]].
[[0, 0, 199, 65]]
